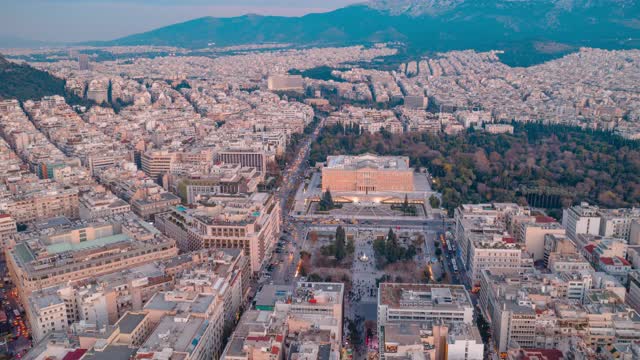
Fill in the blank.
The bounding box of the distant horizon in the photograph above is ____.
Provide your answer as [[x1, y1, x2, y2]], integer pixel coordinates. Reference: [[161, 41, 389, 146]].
[[0, 0, 363, 44]]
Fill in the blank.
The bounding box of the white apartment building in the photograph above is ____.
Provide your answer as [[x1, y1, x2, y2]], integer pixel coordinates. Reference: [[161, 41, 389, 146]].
[[562, 202, 601, 240], [447, 324, 485, 360], [599, 208, 640, 241], [27, 293, 69, 342], [0, 214, 16, 250], [562, 203, 640, 242]]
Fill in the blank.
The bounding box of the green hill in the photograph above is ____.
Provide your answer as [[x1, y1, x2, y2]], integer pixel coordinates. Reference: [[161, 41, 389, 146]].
[[0, 54, 67, 101], [0, 54, 92, 106]]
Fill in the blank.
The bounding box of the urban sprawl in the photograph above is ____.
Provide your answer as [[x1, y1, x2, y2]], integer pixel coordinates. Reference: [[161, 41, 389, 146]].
[[0, 43, 639, 360]]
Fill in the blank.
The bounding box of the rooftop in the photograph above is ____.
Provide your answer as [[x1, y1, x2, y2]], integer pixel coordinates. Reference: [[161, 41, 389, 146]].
[[379, 283, 472, 310], [83, 345, 136, 360], [139, 315, 208, 354], [291, 282, 343, 306], [144, 291, 216, 315], [116, 312, 147, 334], [325, 154, 410, 171]]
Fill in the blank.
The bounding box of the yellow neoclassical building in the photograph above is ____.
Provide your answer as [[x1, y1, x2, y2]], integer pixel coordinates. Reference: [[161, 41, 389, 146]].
[[322, 154, 414, 193]]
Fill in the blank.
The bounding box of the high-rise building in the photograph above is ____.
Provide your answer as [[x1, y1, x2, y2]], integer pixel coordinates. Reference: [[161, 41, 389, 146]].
[[78, 54, 89, 70]]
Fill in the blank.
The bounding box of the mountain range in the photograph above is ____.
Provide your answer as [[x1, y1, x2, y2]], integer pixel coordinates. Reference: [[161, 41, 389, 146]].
[[87, 0, 640, 64]]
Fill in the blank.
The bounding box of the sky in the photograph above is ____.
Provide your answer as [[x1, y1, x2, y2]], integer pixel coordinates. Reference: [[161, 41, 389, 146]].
[[1, 0, 363, 43]]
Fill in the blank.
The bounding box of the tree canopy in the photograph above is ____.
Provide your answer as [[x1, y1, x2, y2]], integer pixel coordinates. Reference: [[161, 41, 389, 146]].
[[310, 122, 640, 215]]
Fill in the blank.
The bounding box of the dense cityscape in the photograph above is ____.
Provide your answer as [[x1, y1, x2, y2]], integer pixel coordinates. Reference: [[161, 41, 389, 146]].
[[1, 1, 640, 360]]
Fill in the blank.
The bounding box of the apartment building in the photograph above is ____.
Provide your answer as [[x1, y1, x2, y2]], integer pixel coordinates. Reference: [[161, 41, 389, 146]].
[[168, 164, 261, 204], [518, 220, 565, 262], [446, 323, 485, 360], [141, 150, 175, 179], [142, 291, 225, 359], [562, 203, 601, 240], [599, 208, 640, 241], [543, 233, 575, 268], [78, 187, 131, 220], [27, 293, 69, 342], [173, 248, 251, 335], [0, 213, 16, 250], [221, 309, 287, 360], [562, 202, 640, 242], [1, 185, 79, 223], [480, 268, 640, 354], [278, 281, 344, 350], [627, 270, 640, 314], [455, 203, 533, 286], [222, 281, 343, 360], [129, 186, 181, 220]]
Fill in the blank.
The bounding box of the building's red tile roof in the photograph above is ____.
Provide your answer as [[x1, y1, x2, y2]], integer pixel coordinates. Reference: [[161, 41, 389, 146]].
[[62, 349, 87, 360], [599, 256, 631, 266], [584, 244, 596, 254], [520, 349, 564, 360], [535, 216, 557, 224]]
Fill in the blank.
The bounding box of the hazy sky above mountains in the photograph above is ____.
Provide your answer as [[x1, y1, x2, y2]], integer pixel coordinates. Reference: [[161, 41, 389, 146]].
[[1, 0, 362, 43]]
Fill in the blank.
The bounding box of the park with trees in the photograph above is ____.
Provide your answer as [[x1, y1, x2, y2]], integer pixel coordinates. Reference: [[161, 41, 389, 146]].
[[309, 121, 640, 217]]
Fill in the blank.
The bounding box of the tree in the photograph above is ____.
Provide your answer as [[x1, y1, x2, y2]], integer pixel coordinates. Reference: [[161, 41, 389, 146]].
[[429, 195, 441, 209], [318, 189, 336, 211], [435, 248, 442, 257], [107, 79, 113, 104], [373, 237, 386, 257], [324, 189, 334, 206], [174, 80, 191, 90], [335, 225, 346, 260], [307, 273, 323, 282], [403, 194, 409, 211], [346, 238, 355, 255], [385, 229, 402, 262]]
